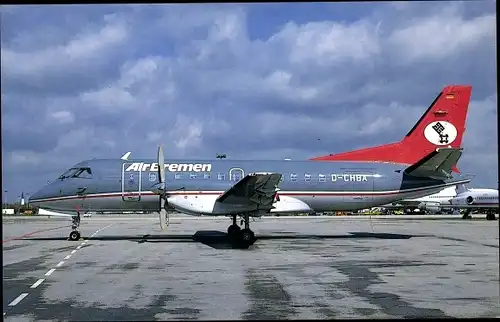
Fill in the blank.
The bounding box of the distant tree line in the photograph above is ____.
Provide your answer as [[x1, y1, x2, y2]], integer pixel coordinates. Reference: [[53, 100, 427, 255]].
[[2, 203, 39, 215]]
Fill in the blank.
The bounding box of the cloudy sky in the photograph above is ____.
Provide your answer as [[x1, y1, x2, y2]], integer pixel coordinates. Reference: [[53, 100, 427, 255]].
[[1, 1, 497, 202]]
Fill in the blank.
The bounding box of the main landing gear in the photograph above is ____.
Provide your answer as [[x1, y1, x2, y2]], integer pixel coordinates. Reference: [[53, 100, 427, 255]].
[[227, 214, 256, 247], [486, 211, 497, 221], [69, 212, 81, 241], [461, 210, 497, 221]]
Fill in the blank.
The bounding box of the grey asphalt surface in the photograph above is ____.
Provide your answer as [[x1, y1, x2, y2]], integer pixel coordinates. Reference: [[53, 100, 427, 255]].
[[3, 215, 499, 320]]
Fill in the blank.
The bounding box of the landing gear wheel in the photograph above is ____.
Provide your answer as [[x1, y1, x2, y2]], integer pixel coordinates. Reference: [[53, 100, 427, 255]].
[[69, 231, 80, 241], [239, 228, 256, 247], [241, 229, 254, 242], [227, 224, 241, 235], [462, 213, 472, 220], [486, 213, 496, 221], [228, 214, 256, 247]]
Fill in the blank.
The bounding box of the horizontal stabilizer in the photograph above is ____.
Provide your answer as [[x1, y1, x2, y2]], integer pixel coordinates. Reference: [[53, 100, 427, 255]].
[[404, 147, 463, 180], [216, 172, 282, 210]]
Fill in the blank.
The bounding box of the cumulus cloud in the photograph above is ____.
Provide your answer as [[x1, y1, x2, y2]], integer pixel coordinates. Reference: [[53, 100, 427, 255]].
[[3, 20, 126, 75], [1, 1, 497, 200], [388, 12, 495, 63], [50, 110, 75, 124], [273, 19, 382, 66]]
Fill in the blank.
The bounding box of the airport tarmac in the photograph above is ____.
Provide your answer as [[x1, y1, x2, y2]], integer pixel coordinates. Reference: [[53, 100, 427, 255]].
[[3, 215, 499, 320]]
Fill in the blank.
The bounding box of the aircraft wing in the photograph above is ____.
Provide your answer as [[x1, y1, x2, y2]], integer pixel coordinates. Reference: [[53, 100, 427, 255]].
[[216, 172, 282, 211], [404, 147, 463, 180]]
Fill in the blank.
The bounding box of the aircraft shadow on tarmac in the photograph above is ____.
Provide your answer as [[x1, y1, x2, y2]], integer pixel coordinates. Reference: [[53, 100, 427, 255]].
[[23, 231, 417, 250]]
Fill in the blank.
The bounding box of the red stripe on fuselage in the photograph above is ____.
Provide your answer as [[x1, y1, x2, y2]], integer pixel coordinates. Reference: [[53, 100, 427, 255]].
[[32, 189, 439, 203]]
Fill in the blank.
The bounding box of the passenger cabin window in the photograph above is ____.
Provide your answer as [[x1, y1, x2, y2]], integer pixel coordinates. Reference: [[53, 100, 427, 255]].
[[304, 173, 311, 182], [318, 174, 326, 182], [58, 167, 92, 180], [229, 168, 244, 182], [175, 173, 181, 180], [204, 173, 211, 180], [217, 173, 226, 181], [290, 173, 297, 182], [190, 173, 197, 179]]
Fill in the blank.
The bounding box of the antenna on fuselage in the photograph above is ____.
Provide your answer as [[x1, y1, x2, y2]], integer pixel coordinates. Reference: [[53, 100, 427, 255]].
[[121, 152, 132, 160]]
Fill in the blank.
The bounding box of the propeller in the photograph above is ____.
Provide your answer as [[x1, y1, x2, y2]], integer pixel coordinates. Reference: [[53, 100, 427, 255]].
[[157, 145, 169, 231]]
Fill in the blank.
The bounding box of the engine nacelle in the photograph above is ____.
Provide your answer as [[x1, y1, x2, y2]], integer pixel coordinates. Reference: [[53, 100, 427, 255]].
[[270, 196, 312, 213], [167, 194, 218, 216], [449, 195, 474, 206], [418, 202, 441, 213], [167, 194, 312, 216]]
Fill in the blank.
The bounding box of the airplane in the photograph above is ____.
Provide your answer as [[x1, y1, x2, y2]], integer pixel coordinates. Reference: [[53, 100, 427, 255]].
[[382, 185, 459, 214], [447, 185, 499, 220], [381, 184, 498, 220], [29, 85, 474, 247]]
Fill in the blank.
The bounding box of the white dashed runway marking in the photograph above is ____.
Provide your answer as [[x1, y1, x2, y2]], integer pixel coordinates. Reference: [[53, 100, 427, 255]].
[[30, 279, 45, 289], [8, 293, 29, 306], [44, 268, 56, 276], [4, 224, 113, 313]]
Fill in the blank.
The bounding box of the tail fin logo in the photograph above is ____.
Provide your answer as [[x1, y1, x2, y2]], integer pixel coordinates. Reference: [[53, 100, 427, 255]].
[[424, 121, 457, 146]]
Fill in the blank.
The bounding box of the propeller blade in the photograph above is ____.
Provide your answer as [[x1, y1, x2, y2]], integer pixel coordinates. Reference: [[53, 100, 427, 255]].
[[157, 146, 168, 231], [159, 197, 166, 231], [157, 145, 165, 185], [156, 145, 170, 231], [159, 209, 167, 231]]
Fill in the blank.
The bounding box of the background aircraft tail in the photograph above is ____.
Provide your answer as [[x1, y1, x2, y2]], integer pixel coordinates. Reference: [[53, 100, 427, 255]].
[[455, 184, 468, 195], [310, 85, 472, 173]]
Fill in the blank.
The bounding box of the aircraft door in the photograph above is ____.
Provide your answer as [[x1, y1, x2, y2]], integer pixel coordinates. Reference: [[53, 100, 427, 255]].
[[229, 167, 245, 182], [342, 171, 374, 206], [121, 163, 142, 201]]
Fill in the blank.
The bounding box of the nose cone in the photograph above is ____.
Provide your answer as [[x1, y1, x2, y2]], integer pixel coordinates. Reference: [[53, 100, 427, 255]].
[[28, 189, 44, 206], [29, 183, 57, 206]]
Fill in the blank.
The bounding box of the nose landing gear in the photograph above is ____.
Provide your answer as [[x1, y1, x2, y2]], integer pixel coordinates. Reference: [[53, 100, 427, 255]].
[[69, 230, 81, 241], [461, 210, 472, 220], [69, 212, 81, 241]]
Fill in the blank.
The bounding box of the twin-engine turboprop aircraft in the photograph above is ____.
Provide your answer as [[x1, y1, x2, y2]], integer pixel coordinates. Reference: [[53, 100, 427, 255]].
[[29, 85, 474, 247]]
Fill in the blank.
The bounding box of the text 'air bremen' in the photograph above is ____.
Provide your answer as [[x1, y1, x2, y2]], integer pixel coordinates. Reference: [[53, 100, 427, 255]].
[[125, 162, 212, 172]]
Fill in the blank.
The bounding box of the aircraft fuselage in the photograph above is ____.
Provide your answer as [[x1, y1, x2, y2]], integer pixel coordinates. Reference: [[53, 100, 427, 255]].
[[29, 158, 471, 216]]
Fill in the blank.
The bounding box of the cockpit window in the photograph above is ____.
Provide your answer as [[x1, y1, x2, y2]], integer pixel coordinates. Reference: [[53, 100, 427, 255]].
[[58, 167, 92, 180]]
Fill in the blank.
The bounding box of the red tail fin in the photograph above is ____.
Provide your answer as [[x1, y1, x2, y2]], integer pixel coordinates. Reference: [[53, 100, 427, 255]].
[[310, 85, 472, 172]]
